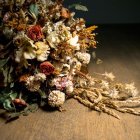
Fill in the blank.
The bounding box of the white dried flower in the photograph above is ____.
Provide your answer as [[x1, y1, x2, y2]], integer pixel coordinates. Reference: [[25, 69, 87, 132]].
[[103, 72, 115, 81], [48, 90, 65, 107], [100, 80, 109, 89], [109, 88, 119, 98], [46, 22, 72, 49], [65, 80, 74, 94], [26, 76, 41, 92], [47, 31, 61, 48], [25, 73, 46, 92], [125, 83, 139, 97], [23, 51, 36, 60], [75, 52, 91, 64], [68, 35, 80, 50], [14, 34, 37, 62], [66, 85, 74, 94], [35, 73, 46, 82]]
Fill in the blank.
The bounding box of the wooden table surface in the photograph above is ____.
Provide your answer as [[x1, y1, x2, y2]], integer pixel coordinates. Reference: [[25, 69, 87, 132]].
[[0, 25, 140, 140]]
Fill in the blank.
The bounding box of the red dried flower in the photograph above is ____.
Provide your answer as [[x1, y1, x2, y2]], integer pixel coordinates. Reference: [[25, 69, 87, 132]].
[[40, 61, 55, 75], [27, 25, 43, 41]]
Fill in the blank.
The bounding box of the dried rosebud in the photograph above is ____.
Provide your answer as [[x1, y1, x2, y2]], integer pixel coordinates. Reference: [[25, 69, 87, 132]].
[[13, 99, 27, 106], [61, 8, 70, 19], [40, 61, 55, 76], [27, 25, 43, 41]]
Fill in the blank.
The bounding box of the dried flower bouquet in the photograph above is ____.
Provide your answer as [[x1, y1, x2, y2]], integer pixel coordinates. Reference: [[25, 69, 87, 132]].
[[0, 0, 140, 121]]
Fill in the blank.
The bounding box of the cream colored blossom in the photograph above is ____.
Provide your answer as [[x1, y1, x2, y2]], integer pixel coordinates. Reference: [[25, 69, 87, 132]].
[[48, 90, 65, 107], [125, 83, 139, 97], [75, 52, 91, 64], [25, 76, 40, 92], [68, 35, 80, 50], [25, 73, 46, 92], [14, 33, 37, 62], [109, 88, 119, 98], [35, 73, 46, 82], [65, 80, 74, 94], [100, 80, 109, 89], [35, 41, 50, 61], [46, 22, 72, 49], [104, 72, 115, 81]]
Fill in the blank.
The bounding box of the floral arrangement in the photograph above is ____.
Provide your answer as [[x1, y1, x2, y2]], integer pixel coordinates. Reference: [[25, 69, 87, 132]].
[[0, 0, 140, 121]]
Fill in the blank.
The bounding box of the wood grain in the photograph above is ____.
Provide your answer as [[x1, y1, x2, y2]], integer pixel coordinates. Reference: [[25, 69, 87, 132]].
[[0, 25, 140, 140]]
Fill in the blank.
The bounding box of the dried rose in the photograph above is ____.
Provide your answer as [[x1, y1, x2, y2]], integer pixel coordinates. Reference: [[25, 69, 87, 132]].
[[13, 99, 27, 106], [27, 25, 43, 41], [40, 61, 55, 76]]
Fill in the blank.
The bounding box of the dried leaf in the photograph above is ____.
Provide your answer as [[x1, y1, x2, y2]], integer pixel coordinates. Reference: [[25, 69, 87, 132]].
[[9, 93, 17, 100], [96, 58, 103, 64], [92, 52, 96, 59], [68, 4, 88, 12], [3, 99, 13, 111], [29, 4, 39, 17], [0, 58, 9, 68]]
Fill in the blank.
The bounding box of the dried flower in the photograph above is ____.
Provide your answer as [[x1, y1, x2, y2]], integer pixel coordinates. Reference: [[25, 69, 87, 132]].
[[13, 99, 27, 106], [25, 73, 46, 92], [40, 61, 55, 75], [125, 83, 139, 97], [103, 72, 115, 81], [100, 80, 109, 89], [27, 25, 43, 41], [35, 41, 50, 61], [61, 7, 70, 18], [35, 73, 46, 82], [25, 76, 41, 92], [51, 76, 73, 92], [68, 35, 80, 50], [48, 90, 65, 107], [66, 81, 74, 94], [75, 52, 91, 64], [109, 88, 119, 98]]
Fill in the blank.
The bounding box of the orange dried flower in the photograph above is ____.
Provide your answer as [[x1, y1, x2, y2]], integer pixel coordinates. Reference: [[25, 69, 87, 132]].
[[61, 8, 70, 19], [19, 74, 30, 82]]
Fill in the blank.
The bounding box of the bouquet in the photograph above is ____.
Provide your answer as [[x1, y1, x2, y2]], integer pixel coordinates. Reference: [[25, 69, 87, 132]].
[[0, 0, 140, 121]]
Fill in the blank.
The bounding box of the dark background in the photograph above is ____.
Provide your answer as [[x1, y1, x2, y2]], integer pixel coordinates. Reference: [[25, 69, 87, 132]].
[[64, 0, 140, 24]]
